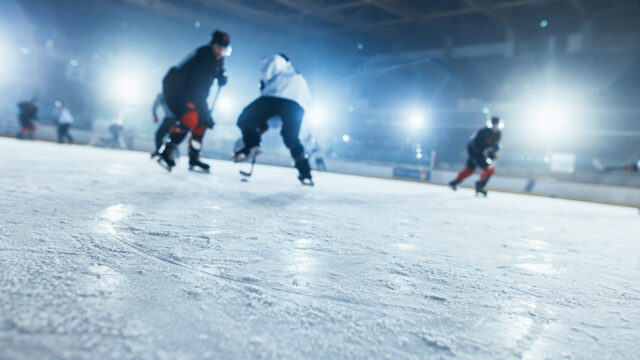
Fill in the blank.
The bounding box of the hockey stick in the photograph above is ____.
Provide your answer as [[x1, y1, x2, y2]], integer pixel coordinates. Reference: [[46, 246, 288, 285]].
[[239, 154, 256, 177], [209, 85, 222, 113]]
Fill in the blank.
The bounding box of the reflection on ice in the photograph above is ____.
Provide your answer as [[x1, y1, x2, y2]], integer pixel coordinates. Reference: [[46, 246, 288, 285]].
[[99, 204, 131, 222], [290, 238, 316, 273], [516, 263, 556, 274], [396, 243, 414, 250], [104, 163, 131, 175], [524, 238, 550, 249]]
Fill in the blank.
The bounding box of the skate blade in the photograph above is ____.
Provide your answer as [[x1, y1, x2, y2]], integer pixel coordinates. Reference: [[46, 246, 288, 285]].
[[300, 179, 314, 186], [157, 158, 173, 172], [189, 166, 210, 174]]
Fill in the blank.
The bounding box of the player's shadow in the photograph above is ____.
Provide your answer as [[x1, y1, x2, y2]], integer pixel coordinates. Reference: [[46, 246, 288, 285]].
[[249, 191, 307, 208]]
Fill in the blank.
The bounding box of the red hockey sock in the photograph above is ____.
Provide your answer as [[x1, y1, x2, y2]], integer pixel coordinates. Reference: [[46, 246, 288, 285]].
[[480, 166, 495, 180], [456, 167, 474, 181]]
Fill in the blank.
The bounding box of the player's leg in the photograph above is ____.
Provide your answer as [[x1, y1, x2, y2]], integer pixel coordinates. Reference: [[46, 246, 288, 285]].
[[234, 97, 277, 162], [188, 126, 210, 172], [449, 156, 477, 190], [280, 101, 311, 183], [154, 116, 175, 155]]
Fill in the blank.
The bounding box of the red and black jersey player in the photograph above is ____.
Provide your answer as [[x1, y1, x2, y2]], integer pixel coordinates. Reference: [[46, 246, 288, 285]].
[[158, 30, 230, 172], [449, 116, 503, 196]]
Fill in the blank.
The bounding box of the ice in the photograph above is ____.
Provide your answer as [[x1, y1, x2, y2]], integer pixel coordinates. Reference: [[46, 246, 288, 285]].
[[1, 138, 639, 359]]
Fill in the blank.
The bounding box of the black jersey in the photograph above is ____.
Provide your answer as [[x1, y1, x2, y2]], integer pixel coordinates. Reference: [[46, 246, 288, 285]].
[[163, 46, 224, 116], [18, 102, 38, 125], [469, 127, 501, 154]]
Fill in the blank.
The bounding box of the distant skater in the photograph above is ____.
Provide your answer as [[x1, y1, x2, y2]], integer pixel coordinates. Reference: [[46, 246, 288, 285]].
[[17, 97, 38, 140], [448, 116, 503, 196], [53, 101, 74, 144]]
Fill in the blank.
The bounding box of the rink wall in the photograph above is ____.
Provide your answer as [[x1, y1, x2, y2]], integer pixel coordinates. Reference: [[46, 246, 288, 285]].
[[1, 119, 638, 207], [389, 166, 640, 207]]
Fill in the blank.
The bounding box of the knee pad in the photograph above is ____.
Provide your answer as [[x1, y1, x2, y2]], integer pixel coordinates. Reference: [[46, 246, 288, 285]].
[[181, 111, 198, 129], [192, 126, 206, 137], [169, 130, 188, 144], [189, 138, 201, 151]]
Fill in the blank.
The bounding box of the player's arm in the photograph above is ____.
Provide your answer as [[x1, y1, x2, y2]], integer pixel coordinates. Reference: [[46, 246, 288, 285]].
[[184, 50, 214, 120], [151, 94, 161, 123]]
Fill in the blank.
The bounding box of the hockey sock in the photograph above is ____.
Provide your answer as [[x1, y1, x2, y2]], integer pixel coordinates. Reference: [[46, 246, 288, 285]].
[[456, 167, 474, 182]]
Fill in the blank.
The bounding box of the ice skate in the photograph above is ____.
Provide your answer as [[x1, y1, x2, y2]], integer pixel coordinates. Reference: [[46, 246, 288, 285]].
[[188, 159, 210, 173], [158, 143, 177, 172], [448, 179, 459, 191], [475, 180, 487, 197], [233, 145, 262, 163], [298, 174, 314, 186]]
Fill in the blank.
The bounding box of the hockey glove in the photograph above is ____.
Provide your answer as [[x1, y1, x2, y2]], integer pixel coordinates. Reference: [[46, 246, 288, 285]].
[[203, 114, 215, 129], [217, 70, 228, 87]]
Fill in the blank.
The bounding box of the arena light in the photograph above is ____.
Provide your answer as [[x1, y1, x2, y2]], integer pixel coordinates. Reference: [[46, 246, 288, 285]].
[[405, 106, 428, 131], [109, 72, 144, 104], [217, 96, 234, 113], [525, 98, 576, 139], [306, 105, 328, 127], [342, 134, 350, 142], [104, 56, 157, 105]]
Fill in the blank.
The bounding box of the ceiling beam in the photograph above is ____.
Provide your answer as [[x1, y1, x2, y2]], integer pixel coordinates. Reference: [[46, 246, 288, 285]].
[[363, 0, 419, 19], [366, 0, 559, 28], [461, 0, 506, 23], [118, 0, 332, 43], [322, 0, 369, 13], [270, 0, 387, 35]]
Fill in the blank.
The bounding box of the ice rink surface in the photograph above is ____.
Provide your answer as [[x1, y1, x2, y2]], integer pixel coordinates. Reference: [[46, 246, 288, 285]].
[[1, 138, 639, 359]]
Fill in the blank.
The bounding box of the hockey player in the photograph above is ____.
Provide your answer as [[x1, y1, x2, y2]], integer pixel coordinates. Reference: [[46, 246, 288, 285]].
[[103, 116, 126, 149], [53, 101, 74, 144], [150, 92, 177, 158], [624, 160, 640, 172], [234, 54, 313, 185], [158, 30, 230, 172], [448, 116, 503, 196], [17, 97, 38, 140]]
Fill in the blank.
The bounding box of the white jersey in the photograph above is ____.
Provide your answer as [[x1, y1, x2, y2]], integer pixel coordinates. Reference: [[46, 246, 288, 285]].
[[54, 107, 74, 125], [260, 55, 311, 112]]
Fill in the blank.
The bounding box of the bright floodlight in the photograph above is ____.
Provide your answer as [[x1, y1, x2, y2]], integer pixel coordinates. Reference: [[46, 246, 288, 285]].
[[307, 106, 327, 126], [536, 103, 570, 132], [217, 97, 233, 113], [527, 98, 576, 139], [110, 74, 143, 104], [342, 134, 350, 142], [406, 107, 428, 131]]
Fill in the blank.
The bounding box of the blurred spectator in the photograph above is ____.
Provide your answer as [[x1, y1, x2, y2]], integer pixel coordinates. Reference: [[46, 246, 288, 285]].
[[53, 101, 74, 144]]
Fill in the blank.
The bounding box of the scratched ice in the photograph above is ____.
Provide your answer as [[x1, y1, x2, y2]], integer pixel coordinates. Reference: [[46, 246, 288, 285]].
[[1, 138, 639, 359]]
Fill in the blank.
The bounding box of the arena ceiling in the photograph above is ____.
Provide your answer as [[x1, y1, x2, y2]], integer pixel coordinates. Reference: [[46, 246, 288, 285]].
[[122, 0, 639, 50]]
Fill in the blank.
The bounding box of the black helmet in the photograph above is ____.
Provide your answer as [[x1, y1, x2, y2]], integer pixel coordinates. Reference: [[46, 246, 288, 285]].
[[211, 30, 230, 47]]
